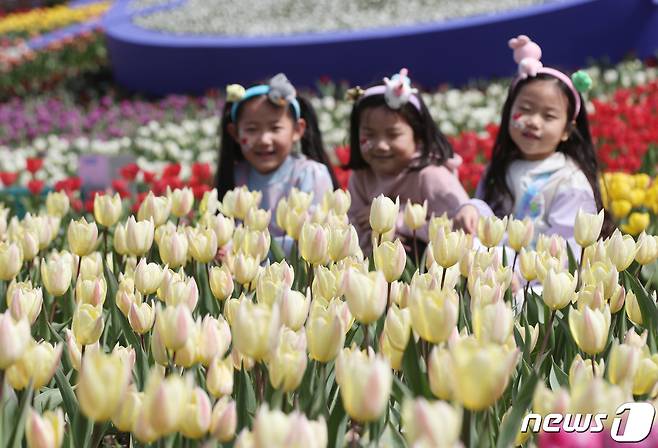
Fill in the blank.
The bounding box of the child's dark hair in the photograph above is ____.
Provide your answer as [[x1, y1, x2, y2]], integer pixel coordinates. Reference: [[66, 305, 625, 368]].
[[215, 93, 338, 199], [481, 73, 614, 236], [346, 90, 454, 170]]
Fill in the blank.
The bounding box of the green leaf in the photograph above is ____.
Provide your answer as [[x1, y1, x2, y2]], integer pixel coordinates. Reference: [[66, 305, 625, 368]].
[[566, 243, 577, 275], [327, 390, 348, 448], [54, 368, 78, 420], [72, 411, 93, 448], [270, 238, 285, 263], [496, 371, 539, 448], [7, 382, 34, 448], [401, 338, 432, 398], [550, 361, 569, 389], [385, 421, 407, 447], [391, 375, 412, 405]]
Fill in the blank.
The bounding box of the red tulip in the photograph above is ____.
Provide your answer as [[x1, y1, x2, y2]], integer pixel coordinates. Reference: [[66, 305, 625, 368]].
[[27, 179, 44, 195], [0, 172, 18, 186], [26, 158, 43, 174]]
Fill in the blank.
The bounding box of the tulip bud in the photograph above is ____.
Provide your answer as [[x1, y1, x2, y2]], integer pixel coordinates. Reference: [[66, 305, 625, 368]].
[[125, 216, 155, 257], [336, 347, 392, 422], [279, 288, 310, 331], [473, 300, 514, 345], [21, 214, 57, 250], [268, 328, 307, 392], [75, 277, 107, 307], [379, 332, 404, 370], [134, 258, 164, 295], [7, 280, 42, 325], [144, 371, 190, 435], [158, 229, 189, 269], [636, 232, 658, 265], [299, 221, 329, 266], [477, 215, 507, 248], [168, 187, 194, 218], [200, 212, 235, 249], [180, 387, 212, 439], [198, 315, 232, 365], [6, 340, 62, 390], [369, 194, 399, 235], [150, 322, 168, 366], [374, 239, 406, 283], [607, 341, 641, 387], [244, 208, 271, 231], [383, 304, 411, 352], [581, 260, 619, 300], [450, 337, 519, 411], [0, 313, 30, 370], [402, 398, 462, 448], [129, 301, 155, 334], [428, 345, 454, 400], [516, 322, 539, 353], [632, 355, 658, 395], [542, 269, 577, 310], [209, 265, 234, 301], [518, 248, 537, 282], [403, 200, 428, 231], [207, 356, 234, 398], [507, 217, 534, 252], [327, 224, 360, 262], [532, 382, 570, 417], [155, 304, 194, 351], [26, 408, 65, 448], [568, 353, 605, 388], [72, 304, 104, 345], [342, 268, 387, 324], [138, 192, 171, 227], [112, 388, 142, 432], [94, 193, 122, 228], [158, 269, 198, 310], [408, 282, 458, 344], [113, 221, 129, 256], [228, 254, 257, 289], [210, 397, 237, 442], [173, 319, 201, 368], [67, 217, 98, 257], [306, 299, 347, 362], [222, 186, 261, 220], [574, 209, 604, 247], [232, 299, 281, 361], [569, 304, 611, 355], [46, 191, 70, 217], [605, 229, 637, 272], [0, 240, 23, 280], [252, 405, 327, 448], [12, 226, 39, 262], [187, 226, 218, 264], [431, 227, 467, 269], [40, 253, 73, 297]]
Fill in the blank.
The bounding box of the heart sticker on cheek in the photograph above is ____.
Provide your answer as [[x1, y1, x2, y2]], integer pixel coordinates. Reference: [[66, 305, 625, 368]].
[[239, 135, 254, 153], [360, 138, 372, 153], [511, 113, 525, 130]]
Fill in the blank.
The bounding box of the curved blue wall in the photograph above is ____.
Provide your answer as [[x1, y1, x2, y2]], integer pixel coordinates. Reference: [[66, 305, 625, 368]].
[[104, 0, 658, 96]]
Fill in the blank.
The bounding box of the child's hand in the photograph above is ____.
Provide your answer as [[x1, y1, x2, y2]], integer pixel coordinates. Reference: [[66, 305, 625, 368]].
[[454, 205, 479, 234]]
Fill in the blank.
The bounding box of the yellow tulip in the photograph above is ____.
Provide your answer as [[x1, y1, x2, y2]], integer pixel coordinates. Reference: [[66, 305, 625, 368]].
[[473, 300, 514, 345], [450, 337, 519, 411], [12, 226, 39, 262], [402, 399, 462, 448], [138, 192, 171, 227], [622, 212, 650, 236], [306, 298, 348, 362], [299, 221, 329, 266], [200, 212, 235, 248], [209, 265, 234, 301], [327, 224, 360, 262], [431, 227, 467, 269], [94, 193, 122, 227], [607, 341, 641, 387], [428, 345, 455, 400], [630, 189, 646, 208], [574, 209, 604, 247], [336, 347, 392, 422], [210, 397, 237, 443], [0, 240, 23, 280], [383, 304, 411, 352], [568, 353, 605, 388], [180, 387, 212, 439], [144, 370, 190, 436], [251, 405, 327, 448], [581, 260, 619, 300], [26, 408, 65, 448], [128, 302, 155, 335], [507, 217, 534, 252], [125, 216, 155, 257], [0, 312, 31, 369], [72, 304, 104, 345], [569, 304, 611, 355], [75, 277, 107, 307], [632, 354, 658, 395], [322, 189, 351, 216], [198, 315, 232, 366], [373, 239, 406, 282], [7, 280, 43, 325], [268, 328, 307, 392], [244, 208, 271, 231], [232, 299, 280, 361], [408, 282, 458, 344], [207, 356, 234, 398], [45, 191, 70, 217], [369, 194, 399, 235], [279, 288, 310, 331], [403, 199, 428, 231], [222, 186, 261, 220], [635, 231, 658, 265], [379, 333, 404, 370], [6, 340, 62, 390], [518, 248, 537, 281], [342, 268, 387, 324], [186, 226, 218, 264], [154, 304, 194, 351], [428, 212, 453, 242], [625, 290, 645, 326], [167, 187, 194, 218], [67, 217, 98, 257], [111, 389, 142, 432], [158, 229, 189, 269], [477, 215, 507, 248], [605, 229, 637, 271]]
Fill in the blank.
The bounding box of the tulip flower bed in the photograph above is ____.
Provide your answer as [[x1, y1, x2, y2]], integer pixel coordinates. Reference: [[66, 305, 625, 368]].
[[0, 2, 109, 36], [1, 186, 658, 447]]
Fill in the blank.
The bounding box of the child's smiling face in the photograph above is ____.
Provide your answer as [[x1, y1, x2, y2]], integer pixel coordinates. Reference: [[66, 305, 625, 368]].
[[509, 79, 571, 161], [231, 96, 305, 174], [358, 105, 419, 176]]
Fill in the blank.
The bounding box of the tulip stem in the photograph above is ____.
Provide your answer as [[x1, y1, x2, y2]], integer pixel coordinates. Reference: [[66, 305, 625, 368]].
[[0, 369, 4, 406], [440, 267, 447, 290], [412, 230, 419, 269], [535, 310, 555, 371], [577, 247, 585, 290], [362, 324, 370, 349], [591, 354, 597, 377], [512, 251, 519, 272]]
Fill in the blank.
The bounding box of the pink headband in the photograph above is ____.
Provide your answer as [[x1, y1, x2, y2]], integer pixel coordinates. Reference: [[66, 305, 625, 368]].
[[508, 35, 582, 120], [360, 68, 422, 112]]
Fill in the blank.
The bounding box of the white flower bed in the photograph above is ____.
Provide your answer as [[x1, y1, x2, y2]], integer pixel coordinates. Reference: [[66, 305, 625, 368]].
[[133, 0, 550, 36]]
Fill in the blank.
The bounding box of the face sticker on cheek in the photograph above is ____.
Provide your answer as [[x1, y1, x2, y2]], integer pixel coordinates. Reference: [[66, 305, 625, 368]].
[[511, 112, 526, 130], [238, 133, 255, 153], [360, 137, 372, 153]]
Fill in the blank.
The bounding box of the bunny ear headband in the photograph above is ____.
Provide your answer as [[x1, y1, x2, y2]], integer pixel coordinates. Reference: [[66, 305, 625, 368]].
[[227, 73, 301, 122], [508, 35, 592, 120], [346, 68, 422, 112]]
